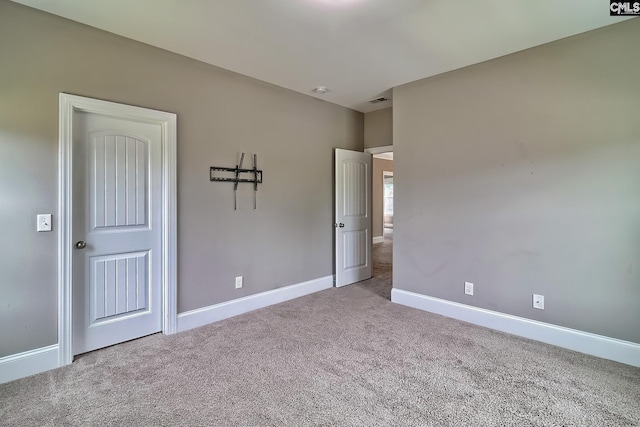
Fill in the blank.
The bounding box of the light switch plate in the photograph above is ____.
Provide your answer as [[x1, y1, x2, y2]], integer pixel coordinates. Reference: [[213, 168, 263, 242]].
[[37, 214, 52, 232]]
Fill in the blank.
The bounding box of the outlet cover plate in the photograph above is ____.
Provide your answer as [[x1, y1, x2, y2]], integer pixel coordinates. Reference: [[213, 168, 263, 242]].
[[464, 281, 474, 296], [235, 276, 243, 289]]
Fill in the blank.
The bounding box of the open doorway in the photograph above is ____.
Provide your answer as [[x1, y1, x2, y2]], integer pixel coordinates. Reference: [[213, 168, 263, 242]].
[[383, 171, 393, 233], [367, 148, 393, 284]]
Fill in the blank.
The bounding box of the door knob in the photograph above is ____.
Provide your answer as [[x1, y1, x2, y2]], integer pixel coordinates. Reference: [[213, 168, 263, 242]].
[[339, 223, 345, 228], [75, 240, 87, 249]]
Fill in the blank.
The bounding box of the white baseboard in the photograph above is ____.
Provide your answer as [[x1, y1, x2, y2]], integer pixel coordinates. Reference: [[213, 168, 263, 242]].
[[373, 236, 384, 244], [0, 344, 60, 384], [0, 276, 333, 384], [177, 275, 334, 333], [391, 288, 640, 367]]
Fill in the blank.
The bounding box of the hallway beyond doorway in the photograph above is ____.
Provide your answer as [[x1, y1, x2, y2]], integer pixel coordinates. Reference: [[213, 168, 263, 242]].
[[367, 228, 392, 299]]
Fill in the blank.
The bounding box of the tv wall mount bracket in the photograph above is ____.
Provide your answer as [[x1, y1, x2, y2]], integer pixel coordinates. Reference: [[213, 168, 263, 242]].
[[210, 153, 262, 210]]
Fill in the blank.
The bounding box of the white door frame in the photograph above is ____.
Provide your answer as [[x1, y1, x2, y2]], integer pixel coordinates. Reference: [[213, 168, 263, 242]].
[[58, 93, 177, 366], [364, 145, 393, 156]]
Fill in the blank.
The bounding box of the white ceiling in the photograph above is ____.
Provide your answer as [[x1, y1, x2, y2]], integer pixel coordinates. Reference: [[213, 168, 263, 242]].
[[12, 0, 631, 113]]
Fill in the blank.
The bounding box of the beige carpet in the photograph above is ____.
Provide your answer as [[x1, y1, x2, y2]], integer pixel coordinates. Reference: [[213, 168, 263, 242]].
[[1, 230, 639, 426]]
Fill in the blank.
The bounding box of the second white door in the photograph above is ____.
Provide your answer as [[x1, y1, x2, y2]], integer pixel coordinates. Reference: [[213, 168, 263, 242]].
[[335, 148, 372, 287], [72, 111, 163, 355]]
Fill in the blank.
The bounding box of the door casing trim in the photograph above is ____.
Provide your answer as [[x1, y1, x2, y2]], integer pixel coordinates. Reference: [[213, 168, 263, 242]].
[[58, 93, 177, 366]]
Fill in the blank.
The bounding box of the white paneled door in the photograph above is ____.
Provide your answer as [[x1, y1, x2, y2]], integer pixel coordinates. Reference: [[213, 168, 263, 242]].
[[72, 111, 163, 355], [335, 149, 372, 287]]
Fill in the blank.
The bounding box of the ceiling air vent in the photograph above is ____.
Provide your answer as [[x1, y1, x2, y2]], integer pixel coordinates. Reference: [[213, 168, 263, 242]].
[[369, 97, 389, 104]]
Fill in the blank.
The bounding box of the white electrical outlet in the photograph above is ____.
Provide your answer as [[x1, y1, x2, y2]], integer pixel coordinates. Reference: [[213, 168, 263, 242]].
[[464, 281, 474, 296], [235, 276, 243, 289], [37, 214, 52, 232], [533, 294, 544, 310]]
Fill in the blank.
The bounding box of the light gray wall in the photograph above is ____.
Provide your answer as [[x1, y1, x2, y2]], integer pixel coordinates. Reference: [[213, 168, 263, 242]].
[[393, 20, 640, 344], [364, 108, 392, 149], [372, 158, 393, 238], [0, 1, 363, 357]]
